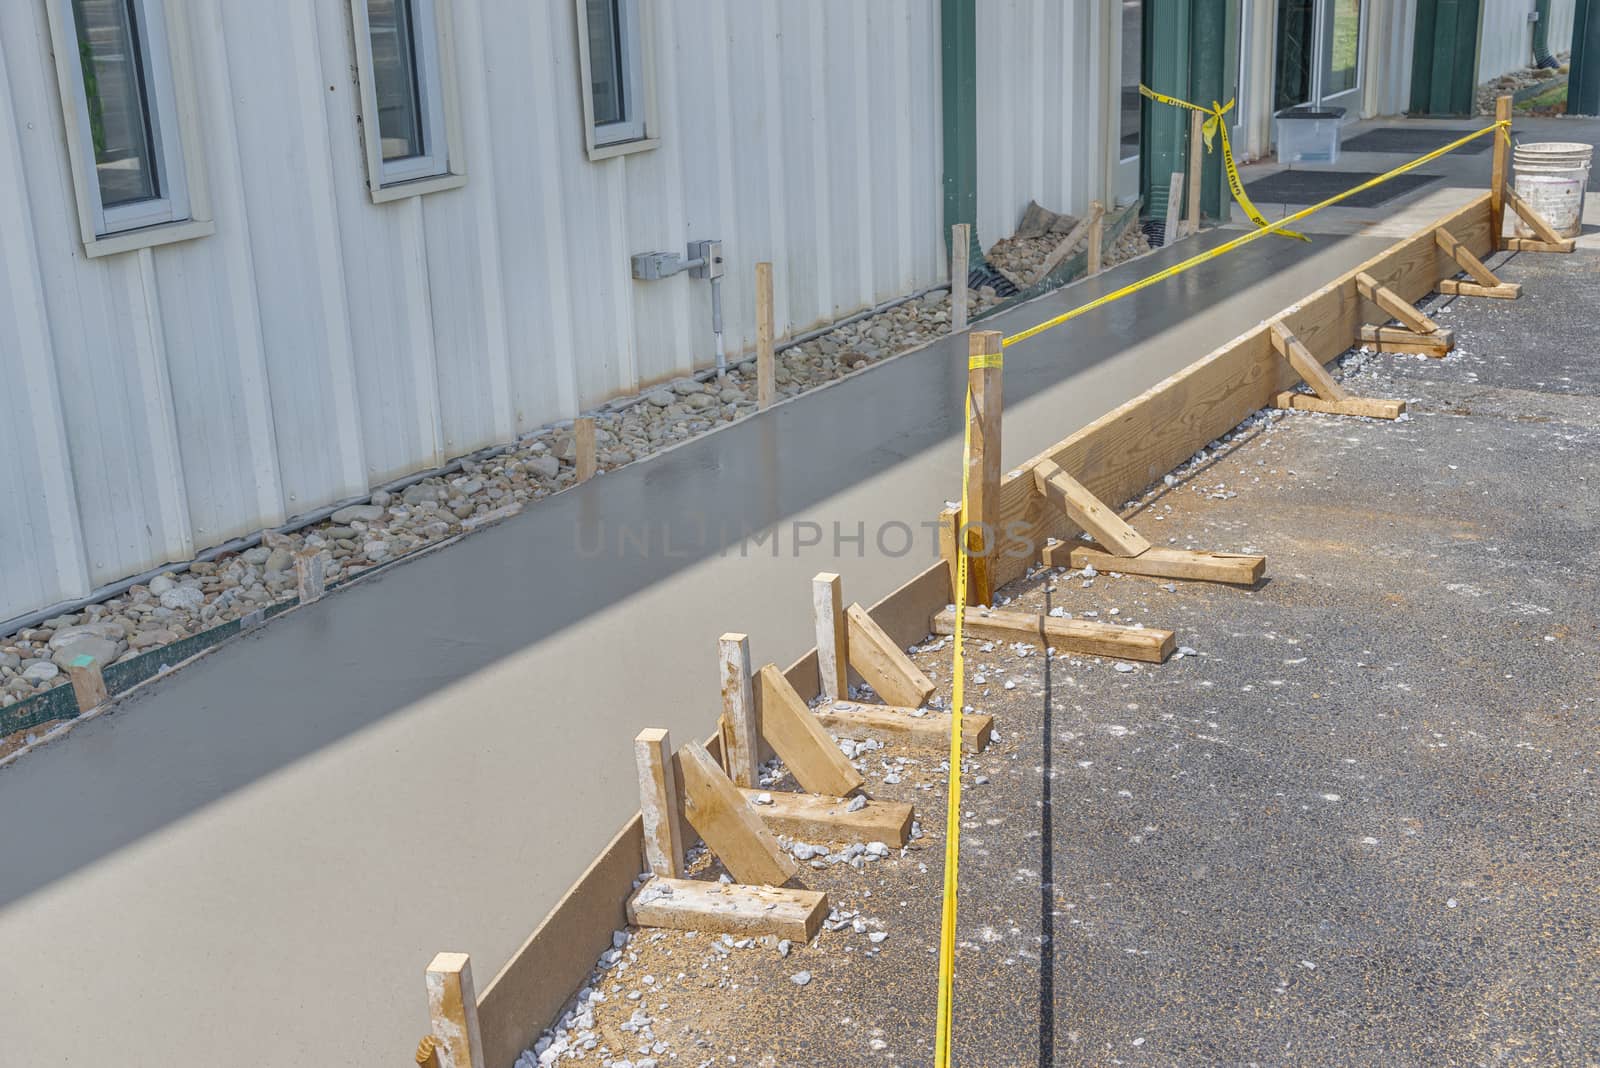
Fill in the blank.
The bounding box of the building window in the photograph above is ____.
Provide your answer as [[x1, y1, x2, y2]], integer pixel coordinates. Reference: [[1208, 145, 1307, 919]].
[[576, 0, 657, 160], [47, 0, 214, 256], [350, 0, 465, 202]]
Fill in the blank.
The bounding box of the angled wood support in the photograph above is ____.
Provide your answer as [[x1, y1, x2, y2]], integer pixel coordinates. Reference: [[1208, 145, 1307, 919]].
[[1270, 323, 1405, 420], [755, 664, 864, 798], [635, 728, 685, 878], [718, 633, 759, 788], [626, 877, 827, 941], [932, 606, 1172, 663], [1434, 228, 1520, 299], [1044, 543, 1267, 586], [1356, 271, 1450, 338], [1505, 185, 1575, 249], [813, 701, 994, 754], [673, 741, 798, 886], [424, 953, 485, 1068], [1032, 459, 1150, 557], [846, 602, 936, 708], [1030, 203, 1101, 285], [741, 788, 913, 846]]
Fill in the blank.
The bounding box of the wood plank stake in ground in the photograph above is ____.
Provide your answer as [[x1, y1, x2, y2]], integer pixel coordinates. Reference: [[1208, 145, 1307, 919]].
[[1186, 109, 1204, 237], [755, 665, 864, 797], [951, 223, 969, 333], [741, 788, 914, 845], [1087, 201, 1104, 276], [626, 877, 827, 941], [574, 417, 597, 482], [718, 633, 759, 788], [964, 330, 1004, 604], [673, 741, 798, 886], [294, 548, 326, 603], [932, 606, 1173, 663], [635, 728, 685, 878], [812, 572, 849, 701], [1491, 94, 1510, 247], [1269, 323, 1405, 420], [756, 262, 776, 409], [846, 602, 936, 708], [1434, 228, 1520, 299], [424, 952, 485, 1068], [1165, 172, 1185, 246], [814, 701, 994, 753], [66, 654, 108, 712]]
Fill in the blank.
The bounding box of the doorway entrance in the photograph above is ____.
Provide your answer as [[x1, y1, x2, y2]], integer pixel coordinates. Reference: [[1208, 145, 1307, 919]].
[[1275, 0, 1366, 111]]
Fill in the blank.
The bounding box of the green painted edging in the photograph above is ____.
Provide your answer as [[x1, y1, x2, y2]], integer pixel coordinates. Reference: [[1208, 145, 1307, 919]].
[[971, 200, 1144, 321], [941, 0, 980, 263], [1512, 73, 1569, 105], [0, 682, 77, 738]]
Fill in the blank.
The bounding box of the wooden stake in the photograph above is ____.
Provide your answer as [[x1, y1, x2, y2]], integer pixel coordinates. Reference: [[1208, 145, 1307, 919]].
[[755, 664, 864, 797], [1434, 227, 1518, 296], [674, 741, 799, 886], [1490, 94, 1511, 248], [1031, 459, 1151, 558], [295, 548, 326, 604], [951, 223, 970, 333], [1187, 109, 1205, 237], [635, 728, 685, 878], [756, 262, 776, 409], [964, 330, 1004, 605], [932, 606, 1173, 663], [1029, 209, 1096, 285], [718, 633, 759, 788], [1165, 172, 1185, 246], [846, 602, 936, 708], [1270, 323, 1350, 403], [811, 572, 849, 702], [627, 877, 827, 940], [1086, 201, 1104, 276], [424, 953, 485, 1068], [574, 416, 597, 483], [66, 654, 108, 712]]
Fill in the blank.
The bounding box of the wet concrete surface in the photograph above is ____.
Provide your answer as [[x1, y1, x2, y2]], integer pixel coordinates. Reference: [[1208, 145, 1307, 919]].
[[547, 250, 1599, 1066], [0, 231, 1409, 1065]]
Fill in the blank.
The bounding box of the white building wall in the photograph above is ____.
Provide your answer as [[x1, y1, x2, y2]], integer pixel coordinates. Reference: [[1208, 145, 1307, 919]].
[[0, 0, 977, 623], [1478, 0, 1578, 82], [975, 0, 1117, 244]]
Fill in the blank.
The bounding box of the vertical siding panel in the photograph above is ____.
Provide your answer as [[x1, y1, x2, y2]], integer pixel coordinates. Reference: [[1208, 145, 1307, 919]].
[[126, 250, 194, 560], [0, 27, 91, 617]]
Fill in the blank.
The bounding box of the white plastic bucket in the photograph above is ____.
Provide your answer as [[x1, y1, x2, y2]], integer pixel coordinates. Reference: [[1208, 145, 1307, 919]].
[[1513, 173, 1584, 238], [1512, 141, 1592, 238]]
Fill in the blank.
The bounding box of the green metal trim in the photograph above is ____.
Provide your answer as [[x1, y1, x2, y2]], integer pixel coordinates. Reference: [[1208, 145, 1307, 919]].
[[1140, 0, 1229, 223], [1573, 0, 1600, 116], [941, 0, 982, 262]]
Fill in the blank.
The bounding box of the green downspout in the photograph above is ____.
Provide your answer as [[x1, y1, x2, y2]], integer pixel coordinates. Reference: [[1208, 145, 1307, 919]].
[[941, 0, 983, 264], [1574, 0, 1600, 116]]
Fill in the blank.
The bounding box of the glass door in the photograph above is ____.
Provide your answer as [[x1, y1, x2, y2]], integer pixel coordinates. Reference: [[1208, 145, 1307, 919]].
[[1274, 0, 1365, 110], [1319, 0, 1364, 104], [1116, 0, 1143, 204]]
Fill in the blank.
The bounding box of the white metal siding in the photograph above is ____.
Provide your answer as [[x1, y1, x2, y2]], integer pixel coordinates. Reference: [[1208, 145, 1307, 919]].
[[975, 0, 1116, 246], [1478, 0, 1577, 82], [0, 0, 969, 622]]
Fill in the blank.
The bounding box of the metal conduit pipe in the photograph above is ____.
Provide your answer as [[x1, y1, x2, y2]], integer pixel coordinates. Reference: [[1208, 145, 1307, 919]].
[[2, 280, 955, 637]]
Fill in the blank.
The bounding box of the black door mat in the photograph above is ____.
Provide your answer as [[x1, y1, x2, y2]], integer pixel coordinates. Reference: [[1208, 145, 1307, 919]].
[[1341, 127, 1492, 155], [1242, 170, 1442, 208]]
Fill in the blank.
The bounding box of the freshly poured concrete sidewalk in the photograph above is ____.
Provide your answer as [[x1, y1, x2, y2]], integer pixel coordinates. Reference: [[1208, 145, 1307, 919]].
[[0, 226, 1399, 1065]]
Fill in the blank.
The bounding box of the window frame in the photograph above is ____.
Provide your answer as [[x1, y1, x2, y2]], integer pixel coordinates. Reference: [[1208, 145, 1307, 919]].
[[45, 0, 214, 258], [349, 0, 466, 204], [575, 0, 659, 162]]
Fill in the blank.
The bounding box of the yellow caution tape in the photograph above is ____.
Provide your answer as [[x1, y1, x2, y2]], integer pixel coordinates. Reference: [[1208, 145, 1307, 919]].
[[967, 353, 1003, 370], [1140, 84, 1308, 241], [932, 379, 974, 1068], [933, 115, 1508, 1065]]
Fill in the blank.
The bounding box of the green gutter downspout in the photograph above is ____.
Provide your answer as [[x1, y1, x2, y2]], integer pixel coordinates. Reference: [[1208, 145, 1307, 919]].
[[941, 0, 983, 263]]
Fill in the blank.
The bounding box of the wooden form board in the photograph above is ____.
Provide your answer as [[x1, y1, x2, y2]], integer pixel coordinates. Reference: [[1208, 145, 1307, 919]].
[[931, 606, 1173, 663], [814, 701, 994, 754], [755, 664, 864, 797], [469, 561, 952, 1067], [742, 788, 914, 845], [972, 193, 1496, 594], [626, 877, 827, 941]]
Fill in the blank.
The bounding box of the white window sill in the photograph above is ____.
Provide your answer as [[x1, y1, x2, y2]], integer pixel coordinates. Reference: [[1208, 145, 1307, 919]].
[[585, 136, 660, 163], [82, 217, 215, 259], [369, 171, 467, 205]]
